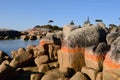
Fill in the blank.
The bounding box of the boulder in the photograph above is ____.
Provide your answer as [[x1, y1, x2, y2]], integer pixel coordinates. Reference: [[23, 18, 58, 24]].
[[0, 60, 19, 80], [38, 64, 49, 73], [33, 45, 45, 57], [21, 35, 29, 40], [84, 42, 109, 70], [103, 40, 120, 80], [81, 66, 99, 80], [41, 69, 65, 80], [106, 32, 120, 45], [70, 72, 88, 80], [10, 50, 33, 67], [0, 50, 11, 64], [48, 62, 59, 69], [34, 55, 49, 67], [29, 35, 37, 40], [59, 26, 107, 72]]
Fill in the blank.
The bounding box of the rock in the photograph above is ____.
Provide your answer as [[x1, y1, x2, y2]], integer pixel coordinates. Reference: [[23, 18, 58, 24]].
[[21, 35, 29, 40], [10, 50, 33, 67], [38, 64, 49, 73], [37, 35, 42, 39], [11, 50, 18, 58], [41, 69, 65, 80], [0, 60, 19, 80], [48, 45, 60, 61], [33, 45, 45, 57], [0, 29, 21, 40], [59, 67, 75, 78], [84, 42, 110, 70], [70, 72, 88, 80], [48, 62, 59, 69], [59, 26, 107, 72], [112, 36, 120, 46], [29, 35, 37, 40], [30, 73, 44, 80], [103, 42, 120, 80], [96, 72, 102, 80], [35, 55, 49, 67], [63, 25, 77, 38], [58, 78, 69, 80], [81, 66, 99, 80], [0, 50, 11, 64], [106, 32, 120, 45]]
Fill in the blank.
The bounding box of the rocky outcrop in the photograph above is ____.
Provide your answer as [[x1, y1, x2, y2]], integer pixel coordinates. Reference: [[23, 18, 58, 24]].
[[0, 30, 21, 40], [58, 25, 107, 72]]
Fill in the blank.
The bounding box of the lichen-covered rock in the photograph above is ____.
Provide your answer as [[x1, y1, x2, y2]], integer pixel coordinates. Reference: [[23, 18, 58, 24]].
[[103, 38, 120, 80], [34, 55, 49, 67], [81, 66, 99, 80], [70, 72, 88, 80], [106, 32, 120, 45], [84, 42, 110, 70], [63, 25, 77, 38], [59, 26, 107, 72]]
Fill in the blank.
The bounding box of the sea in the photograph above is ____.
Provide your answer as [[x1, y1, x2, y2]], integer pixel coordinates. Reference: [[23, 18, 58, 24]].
[[0, 39, 39, 56]]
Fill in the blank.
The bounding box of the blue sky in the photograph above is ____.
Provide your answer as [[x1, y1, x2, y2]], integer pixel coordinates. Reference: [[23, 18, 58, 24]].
[[0, 0, 120, 31]]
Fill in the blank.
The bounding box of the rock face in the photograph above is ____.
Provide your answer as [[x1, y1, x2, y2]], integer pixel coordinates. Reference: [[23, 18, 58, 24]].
[[103, 37, 120, 80], [106, 32, 120, 45], [84, 42, 110, 71], [58, 25, 107, 72]]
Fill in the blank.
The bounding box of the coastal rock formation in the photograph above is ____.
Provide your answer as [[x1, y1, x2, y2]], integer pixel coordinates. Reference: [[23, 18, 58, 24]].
[[58, 25, 107, 72], [103, 37, 120, 80], [0, 29, 21, 40]]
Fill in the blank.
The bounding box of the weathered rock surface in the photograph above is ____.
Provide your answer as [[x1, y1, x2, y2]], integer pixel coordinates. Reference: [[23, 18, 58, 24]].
[[81, 66, 99, 80], [106, 32, 120, 45], [70, 72, 88, 80], [10, 48, 33, 67], [59, 25, 107, 72], [103, 37, 120, 80], [41, 69, 65, 80], [35, 55, 49, 67], [84, 42, 109, 70]]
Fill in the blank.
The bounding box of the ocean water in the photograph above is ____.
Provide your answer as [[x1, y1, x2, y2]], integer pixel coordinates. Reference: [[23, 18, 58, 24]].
[[0, 39, 39, 56]]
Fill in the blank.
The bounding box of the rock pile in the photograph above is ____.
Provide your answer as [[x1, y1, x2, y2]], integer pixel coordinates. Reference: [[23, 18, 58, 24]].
[[0, 23, 120, 80]]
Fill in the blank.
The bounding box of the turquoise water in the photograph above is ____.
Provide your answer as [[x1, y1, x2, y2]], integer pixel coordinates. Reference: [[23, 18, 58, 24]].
[[0, 39, 39, 56]]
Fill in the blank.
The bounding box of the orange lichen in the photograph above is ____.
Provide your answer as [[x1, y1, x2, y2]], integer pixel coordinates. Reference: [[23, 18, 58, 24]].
[[85, 52, 104, 62], [104, 54, 120, 69]]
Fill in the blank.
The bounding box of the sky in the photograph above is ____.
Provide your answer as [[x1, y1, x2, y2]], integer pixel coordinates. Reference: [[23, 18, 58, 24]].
[[0, 0, 120, 31]]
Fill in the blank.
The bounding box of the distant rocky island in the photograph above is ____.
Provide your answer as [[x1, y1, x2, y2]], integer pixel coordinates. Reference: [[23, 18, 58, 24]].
[[0, 20, 120, 80]]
